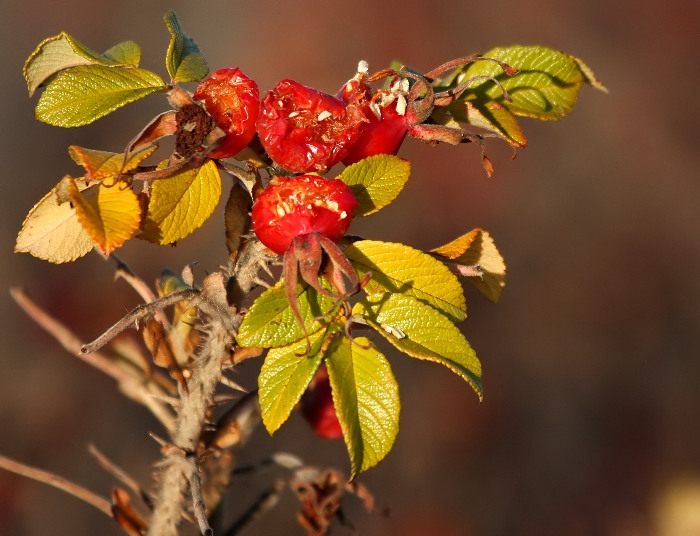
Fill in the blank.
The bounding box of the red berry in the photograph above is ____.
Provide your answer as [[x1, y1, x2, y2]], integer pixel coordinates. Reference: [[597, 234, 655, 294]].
[[257, 79, 367, 173], [193, 68, 259, 159], [300, 365, 343, 439], [251, 175, 358, 255], [337, 69, 413, 165], [341, 103, 410, 165]]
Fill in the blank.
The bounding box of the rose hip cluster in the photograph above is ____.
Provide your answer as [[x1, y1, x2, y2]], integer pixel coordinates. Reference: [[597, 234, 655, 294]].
[[190, 62, 443, 265], [193, 61, 417, 174], [191, 58, 517, 261], [189, 62, 459, 439], [193, 65, 396, 438]]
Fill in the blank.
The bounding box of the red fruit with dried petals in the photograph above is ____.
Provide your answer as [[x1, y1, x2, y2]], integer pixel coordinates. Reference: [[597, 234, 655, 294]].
[[193, 68, 259, 159], [300, 365, 343, 439], [338, 70, 414, 165], [257, 79, 367, 173], [251, 175, 358, 255]]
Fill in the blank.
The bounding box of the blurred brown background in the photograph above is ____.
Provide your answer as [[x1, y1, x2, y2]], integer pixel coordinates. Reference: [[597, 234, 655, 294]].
[[2, 1, 699, 535]]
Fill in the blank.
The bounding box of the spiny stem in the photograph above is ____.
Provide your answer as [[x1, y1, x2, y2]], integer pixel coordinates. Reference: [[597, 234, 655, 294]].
[[147, 314, 238, 535]]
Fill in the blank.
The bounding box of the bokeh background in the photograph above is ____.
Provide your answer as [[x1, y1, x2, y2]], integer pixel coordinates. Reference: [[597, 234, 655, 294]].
[[1, 1, 699, 534]]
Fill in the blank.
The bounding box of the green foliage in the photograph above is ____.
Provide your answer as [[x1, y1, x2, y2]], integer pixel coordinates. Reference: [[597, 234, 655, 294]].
[[325, 336, 400, 477], [337, 155, 411, 216], [463, 45, 606, 120], [24, 31, 168, 128], [35, 65, 166, 127], [236, 280, 338, 348], [23, 32, 134, 96], [354, 294, 482, 399], [103, 41, 142, 66], [163, 11, 209, 82], [258, 330, 327, 434], [430, 45, 606, 148], [17, 14, 603, 477], [345, 240, 467, 322]]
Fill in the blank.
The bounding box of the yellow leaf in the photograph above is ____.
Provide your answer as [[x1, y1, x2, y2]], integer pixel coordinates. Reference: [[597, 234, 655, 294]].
[[345, 240, 467, 322], [15, 177, 94, 263], [68, 143, 157, 182], [69, 177, 142, 255], [431, 228, 506, 303], [140, 160, 221, 245]]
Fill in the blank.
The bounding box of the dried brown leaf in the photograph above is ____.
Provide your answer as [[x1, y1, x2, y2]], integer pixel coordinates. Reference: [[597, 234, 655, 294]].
[[111, 487, 148, 536], [143, 319, 188, 393], [224, 181, 252, 263]]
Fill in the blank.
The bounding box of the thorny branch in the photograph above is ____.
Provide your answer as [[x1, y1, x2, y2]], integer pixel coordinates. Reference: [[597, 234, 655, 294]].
[[146, 271, 245, 536], [9, 238, 267, 535], [80, 289, 199, 354]]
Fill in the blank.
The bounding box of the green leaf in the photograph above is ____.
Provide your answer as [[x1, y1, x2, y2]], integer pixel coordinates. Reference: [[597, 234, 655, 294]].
[[462, 45, 606, 120], [35, 65, 166, 127], [164, 11, 208, 83], [258, 330, 327, 434], [337, 154, 411, 216], [354, 294, 482, 399], [140, 160, 221, 244], [103, 41, 141, 66], [345, 240, 467, 322], [237, 280, 337, 348], [23, 32, 124, 96], [326, 336, 399, 477]]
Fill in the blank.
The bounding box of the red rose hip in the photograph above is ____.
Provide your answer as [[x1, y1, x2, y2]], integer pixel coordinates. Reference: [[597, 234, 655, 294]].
[[337, 68, 412, 165], [300, 365, 343, 439], [256, 79, 367, 173], [193, 68, 259, 159], [251, 175, 358, 255]]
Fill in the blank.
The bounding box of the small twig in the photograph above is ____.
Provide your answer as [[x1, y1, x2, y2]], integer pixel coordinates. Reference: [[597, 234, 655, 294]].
[[10, 287, 176, 432], [221, 480, 286, 536], [88, 444, 154, 510], [81, 289, 199, 354], [185, 455, 213, 536], [232, 452, 304, 476], [110, 254, 157, 302], [0, 454, 112, 518], [132, 158, 190, 182], [110, 254, 171, 327]]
